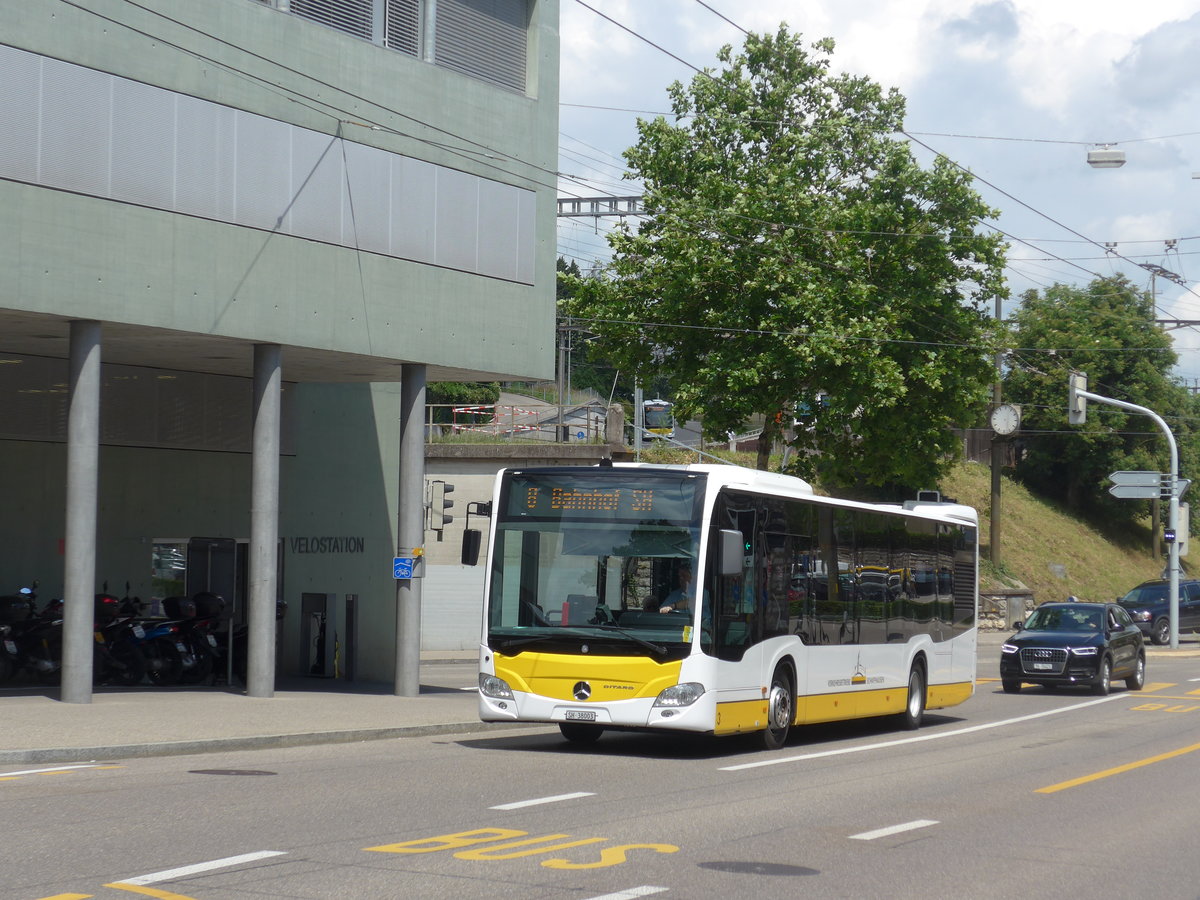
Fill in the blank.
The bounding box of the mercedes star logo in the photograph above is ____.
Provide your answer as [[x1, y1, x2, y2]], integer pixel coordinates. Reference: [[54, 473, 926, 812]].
[[573, 681, 591, 701]]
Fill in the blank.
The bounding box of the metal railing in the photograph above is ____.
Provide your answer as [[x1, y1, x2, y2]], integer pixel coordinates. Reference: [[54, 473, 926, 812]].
[[424, 403, 607, 444]]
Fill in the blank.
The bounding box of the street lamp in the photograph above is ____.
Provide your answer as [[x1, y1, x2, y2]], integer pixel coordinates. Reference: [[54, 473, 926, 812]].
[[1087, 144, 1126, 168]]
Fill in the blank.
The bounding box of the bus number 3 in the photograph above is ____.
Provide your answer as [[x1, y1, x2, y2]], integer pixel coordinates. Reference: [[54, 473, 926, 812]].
[[366, 828, 679, 869]]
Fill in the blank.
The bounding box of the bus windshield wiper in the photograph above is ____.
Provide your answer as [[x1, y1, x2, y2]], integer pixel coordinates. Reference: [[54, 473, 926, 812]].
[[573, 623, 668, 656]]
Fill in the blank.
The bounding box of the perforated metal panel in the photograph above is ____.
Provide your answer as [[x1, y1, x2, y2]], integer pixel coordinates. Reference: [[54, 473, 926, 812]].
[[0, 42, 535, 285]]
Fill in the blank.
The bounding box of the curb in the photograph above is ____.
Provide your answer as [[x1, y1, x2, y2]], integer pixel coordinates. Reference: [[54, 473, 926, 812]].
[[0, 720, 537, 766]]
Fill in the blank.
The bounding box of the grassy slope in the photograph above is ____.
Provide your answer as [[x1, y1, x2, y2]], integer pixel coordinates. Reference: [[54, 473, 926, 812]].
[[939, 461, 1164, 603]]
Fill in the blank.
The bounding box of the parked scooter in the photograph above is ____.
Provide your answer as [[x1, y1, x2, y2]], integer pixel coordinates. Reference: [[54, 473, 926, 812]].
[[0, 584, 39, 683], [0, 584, 65, 684], [160, 592, 227, 685], [91, 592, 147, 686]]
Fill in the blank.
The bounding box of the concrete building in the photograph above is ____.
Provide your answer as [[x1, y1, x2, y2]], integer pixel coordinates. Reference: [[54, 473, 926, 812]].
[[0, 0, 559, 694]]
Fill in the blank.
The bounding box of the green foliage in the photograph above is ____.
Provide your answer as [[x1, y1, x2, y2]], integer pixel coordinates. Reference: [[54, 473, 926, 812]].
[[558, 257, 630, 405], [425, 382, 500, 424], [564, 26, 1006, 490], [1002, 275, 1198, 522]]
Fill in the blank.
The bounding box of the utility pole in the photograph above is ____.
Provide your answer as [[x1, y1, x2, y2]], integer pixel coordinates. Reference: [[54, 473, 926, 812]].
[[1070, 373, 1183, 648]]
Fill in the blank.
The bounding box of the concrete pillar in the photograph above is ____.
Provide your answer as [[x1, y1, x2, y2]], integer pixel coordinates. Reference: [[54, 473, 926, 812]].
[[395, 364, 425, 696], [61, 321, 102, 703], [248, 344, 282, 698]]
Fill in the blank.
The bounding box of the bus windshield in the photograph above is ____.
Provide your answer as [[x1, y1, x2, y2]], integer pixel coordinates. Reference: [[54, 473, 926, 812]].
[[487, 469, 704, 656]]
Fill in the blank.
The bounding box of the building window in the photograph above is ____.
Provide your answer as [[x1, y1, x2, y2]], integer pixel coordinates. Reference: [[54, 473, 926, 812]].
[[266, 0, 529, 92]]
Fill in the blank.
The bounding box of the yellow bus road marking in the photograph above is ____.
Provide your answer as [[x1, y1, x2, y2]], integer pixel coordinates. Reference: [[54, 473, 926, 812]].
[[35, 894, 92, 899], [367, 828, 678, 869], [1142, 683, 1174, 693], [1036, 740, 1200, 794], [105, 886, 197, 899], [1187, 688, 1200, 697]]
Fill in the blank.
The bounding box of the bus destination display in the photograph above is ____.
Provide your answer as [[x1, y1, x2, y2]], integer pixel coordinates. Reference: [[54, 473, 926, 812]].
[[507, 474, 699, 523]]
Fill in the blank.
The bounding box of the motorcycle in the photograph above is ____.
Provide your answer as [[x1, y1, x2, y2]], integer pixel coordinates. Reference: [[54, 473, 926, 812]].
[[0, 584, 39, 682], [0, 585, 65, 685], [91, 592, 147, 686]]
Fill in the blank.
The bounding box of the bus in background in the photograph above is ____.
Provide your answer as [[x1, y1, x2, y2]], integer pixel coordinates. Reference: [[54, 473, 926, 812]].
[[471, 462, 978, 749], [642, 399, 675, 439]]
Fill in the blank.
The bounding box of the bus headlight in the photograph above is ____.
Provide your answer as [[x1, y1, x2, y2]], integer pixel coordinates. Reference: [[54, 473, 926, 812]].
[[479, 674, 514, 699], [654, 682, 705, 708]]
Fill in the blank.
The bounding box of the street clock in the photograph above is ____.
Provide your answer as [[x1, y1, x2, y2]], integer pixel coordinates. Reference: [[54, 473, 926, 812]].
[[990, 403, 1021, 436]]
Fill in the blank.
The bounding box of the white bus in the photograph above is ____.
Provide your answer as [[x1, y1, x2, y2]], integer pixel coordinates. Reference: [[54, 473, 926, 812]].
[[473, 462, 977, 749]]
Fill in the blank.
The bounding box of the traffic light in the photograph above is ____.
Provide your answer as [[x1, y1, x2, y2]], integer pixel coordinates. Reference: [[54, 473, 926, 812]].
[[1068, 372, 1087, 425], [426, 480, 455, 538]]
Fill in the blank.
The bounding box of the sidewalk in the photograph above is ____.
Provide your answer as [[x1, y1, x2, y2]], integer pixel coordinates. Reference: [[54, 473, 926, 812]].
[[3, 638, 1196, 767], [0, 654, 489, 766]]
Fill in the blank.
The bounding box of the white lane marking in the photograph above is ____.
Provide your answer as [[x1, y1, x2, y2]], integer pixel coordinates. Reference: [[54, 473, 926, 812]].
[[850, 819, 939, 841], [115, 851, 287, 885], [0, 764, 100, 777], [583, 888, 669, 900], [490, 791, 596, 810], [720, 694, 1123, 771]]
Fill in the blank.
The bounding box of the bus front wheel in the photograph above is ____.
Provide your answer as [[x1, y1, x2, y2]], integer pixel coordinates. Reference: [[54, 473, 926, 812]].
[[762, 666, 794, 750]]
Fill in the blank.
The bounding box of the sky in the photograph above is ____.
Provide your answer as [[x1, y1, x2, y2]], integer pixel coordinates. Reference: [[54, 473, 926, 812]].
[[555, 0, 1200, 381]]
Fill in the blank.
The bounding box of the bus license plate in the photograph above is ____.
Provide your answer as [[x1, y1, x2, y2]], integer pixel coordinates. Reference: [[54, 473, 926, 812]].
[[565, 710, 596, 722]]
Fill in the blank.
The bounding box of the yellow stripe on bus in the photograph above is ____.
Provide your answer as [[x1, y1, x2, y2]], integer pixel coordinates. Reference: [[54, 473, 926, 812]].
[[717, 681, 974, 734]]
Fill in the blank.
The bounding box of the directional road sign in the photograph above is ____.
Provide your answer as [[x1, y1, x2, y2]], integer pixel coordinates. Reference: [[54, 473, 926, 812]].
[[1109, 484, 1163, 499], [1108, 470, 1162, 487]]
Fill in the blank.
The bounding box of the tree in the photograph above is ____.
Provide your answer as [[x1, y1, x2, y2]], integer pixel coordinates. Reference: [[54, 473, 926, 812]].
[[566, 27, 1006, 492], [1003, 275, 1198, 521], [557, 258, 628, 405]]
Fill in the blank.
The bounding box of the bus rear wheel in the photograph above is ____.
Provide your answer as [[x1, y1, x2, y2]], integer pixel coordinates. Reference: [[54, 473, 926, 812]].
[[559, 722, 604, 745], [762, 666, 794, 750], [897, 663, 926, 730]]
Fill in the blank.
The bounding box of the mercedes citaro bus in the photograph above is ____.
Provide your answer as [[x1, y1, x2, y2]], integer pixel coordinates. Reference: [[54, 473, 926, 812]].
[[467, 462, 977, 749]]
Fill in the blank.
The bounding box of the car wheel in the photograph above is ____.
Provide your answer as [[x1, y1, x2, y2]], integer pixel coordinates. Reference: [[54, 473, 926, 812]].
[[896, 662, 926, 730], [1151, 618, 1170, 646], [1125, 654, 1146, 691], [558, 722, 603, 745], [1001, 678, 1021, 694], [1092, 656, 1112, 696], [762, 665, 794, 750]]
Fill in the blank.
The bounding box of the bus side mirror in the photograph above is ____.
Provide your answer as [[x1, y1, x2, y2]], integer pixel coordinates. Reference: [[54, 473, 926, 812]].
[[718, 530, 744, 577], [461, 529, 482, 566]]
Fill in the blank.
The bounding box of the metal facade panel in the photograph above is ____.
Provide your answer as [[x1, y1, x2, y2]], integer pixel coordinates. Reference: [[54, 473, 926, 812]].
[[477, 177, 520, 282], [0, 45, 40, 184], [38, 56, 111, 197], [234, 112, 293, 232], [0, 43, 534, 285], [392, 155, 437, 261], [342, 138, 393, 255], [174, 94, 238, 222], [111, 79, 178, 209], [288, 129, 345, 246], [434, 165, 479, 273]]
